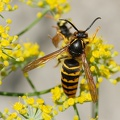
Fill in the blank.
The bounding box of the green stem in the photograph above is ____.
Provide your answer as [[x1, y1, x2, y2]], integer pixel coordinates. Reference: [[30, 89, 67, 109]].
[[25, 75, 37, 92], [91, 101, 99, 119], [91, 76, 99, 119], [17, 8, 49, 36], [20, 114, 29, 119], [25, 75, 42, 98], [0, 85, 60, 97], [0, 112, 3, 118], [73, 104, 81, 120], [2, 50, 16, 60], [0, 14, 4, 19]]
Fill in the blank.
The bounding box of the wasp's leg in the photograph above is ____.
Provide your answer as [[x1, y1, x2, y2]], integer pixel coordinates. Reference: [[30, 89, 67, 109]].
[[54, 55, 69, 67], [92, 26, 101, 40]]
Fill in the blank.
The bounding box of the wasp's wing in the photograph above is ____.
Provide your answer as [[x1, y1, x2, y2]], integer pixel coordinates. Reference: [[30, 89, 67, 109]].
[[81, 53, 98, 102], [23, 46, 68, 73], [52, 33, 64, 48]]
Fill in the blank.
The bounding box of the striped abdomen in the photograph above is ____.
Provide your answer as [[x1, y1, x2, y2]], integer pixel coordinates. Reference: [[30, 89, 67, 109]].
[[61, 59, 81, 98]]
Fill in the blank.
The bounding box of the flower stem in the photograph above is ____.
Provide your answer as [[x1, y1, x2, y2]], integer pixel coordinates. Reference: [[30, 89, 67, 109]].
[[17, 8, 49, 36], [25, 75, 41, 98], [91, 101, 99, 119], [0, 85, 61, 97], [25, 75, 37, 91], [73, 104, 81, 120], [91, 76, 99, 119]]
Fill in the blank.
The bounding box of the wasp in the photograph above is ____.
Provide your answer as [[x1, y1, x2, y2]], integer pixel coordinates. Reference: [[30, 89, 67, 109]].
[[57, 20, 72, 39], [46, 15, 72, 47], [23, 17, 101, 102], [51, 19, 72, 48]]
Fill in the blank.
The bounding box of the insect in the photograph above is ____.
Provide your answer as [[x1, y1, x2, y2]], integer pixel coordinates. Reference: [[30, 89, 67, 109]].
[[57, 20, 72, 38], [23, 17, 101, 102], [46, 14, 72, 47], [51, 20, 72, 48]]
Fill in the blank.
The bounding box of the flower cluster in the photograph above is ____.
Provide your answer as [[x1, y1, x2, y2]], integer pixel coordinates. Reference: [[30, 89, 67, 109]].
[[87, 35, 120, 85], [51, 86, 92, 106], [0, 0, 18, 12], [20, 0, 70, 19], [0, 96, 58, 120], [0, 18, 44, 84], [51, 86, 92, 120]]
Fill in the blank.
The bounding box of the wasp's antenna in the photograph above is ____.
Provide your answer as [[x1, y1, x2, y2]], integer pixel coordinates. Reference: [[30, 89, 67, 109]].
[[60, 17, 101, 33], [84, 17, 101, 32], [59, 19, 79, 32]]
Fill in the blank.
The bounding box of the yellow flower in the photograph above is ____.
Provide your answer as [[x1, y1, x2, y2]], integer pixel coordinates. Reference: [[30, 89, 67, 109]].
[[92, 50, 100, 58], [4, 108, 9, 114], [0, 1, 18, 12], [77, 96, 85, 104], [67, 98, 75, 106], [1, 33, 9, 39], [0, 19, 44, 82], [10, 112, 17, 119], [6, 4, 12, 11], [26, 0, 32, 5], [36, 98, 44, 104], [36, 12, 42, 18], [80, 91, 92, 102], [0, 2, 4, 12], [6, 18, 12, 24], [58, 106, 63, 112], [46, 0, 57, 9], [23, 42, 40, 58], [42, 112, 52, 120], [37, 1, 44, 7], [109, 79, 117, 85], [0, 80, 2, 85], [11, 97, 56, 119], [13, 102, 24, 111], [61, 95, 67, 101], [21, 0, 70, 19], [5, 26, 10, 31], [3, 60, 9, 66], [80, 78, 86, 84], [26, 97, 35, 105], [41, 105, 52, 114], [19, 109, 27, 115], [13, 5, 18, 10], [73, 115, 79, 120], [112, 80, 117, 85], [99, 65, 111, 78], [58, 0, 67, 4], [85, 93, 92, 101], [51, 86, 62, 101], [53, 110, 58, 116], [19, 56, 24, 61], [3, 0, 11, 4], [98, 77, 103, 83], [0, 25, 5, 33], [90, 56, 95, 63], [90, 65, 96, 72], [112, 51, 118, 57]]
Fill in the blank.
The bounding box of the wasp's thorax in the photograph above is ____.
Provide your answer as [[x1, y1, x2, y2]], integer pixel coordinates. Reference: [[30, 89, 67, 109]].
[[68, 31, 88, 58]]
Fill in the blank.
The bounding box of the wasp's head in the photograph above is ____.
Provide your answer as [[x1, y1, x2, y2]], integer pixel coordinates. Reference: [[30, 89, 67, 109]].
[[74, 30, 88, 39], [59, 17, 101, 39]]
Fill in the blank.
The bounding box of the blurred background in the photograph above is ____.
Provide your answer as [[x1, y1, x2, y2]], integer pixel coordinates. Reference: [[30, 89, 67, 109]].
[[0, 0, 120, 120]]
